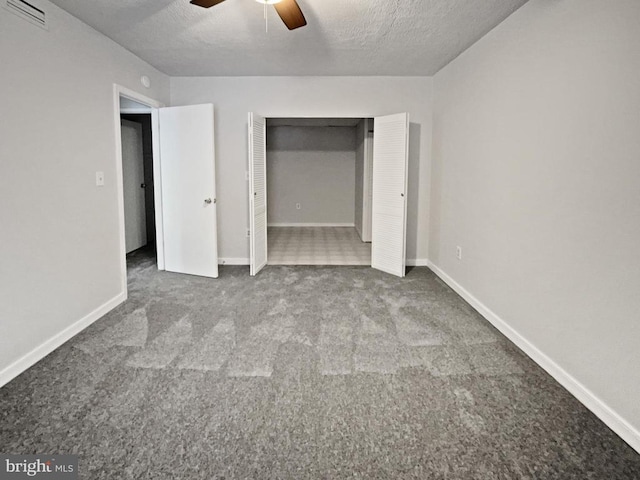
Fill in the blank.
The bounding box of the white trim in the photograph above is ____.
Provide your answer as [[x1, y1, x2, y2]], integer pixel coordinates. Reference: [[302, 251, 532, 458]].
[[427, 260, 640, 454], [117, 86, 164, 111], [120, 107, 152, 115], [268, 223, 356, 228], [406, 259, 429, 267], [219, 257, 250, 265], [0, 293, 126, 388], [150, 108, 165, 270]]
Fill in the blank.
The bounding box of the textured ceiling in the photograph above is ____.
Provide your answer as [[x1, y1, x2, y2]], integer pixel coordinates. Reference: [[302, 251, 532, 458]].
[[48, 0, 528, 76]]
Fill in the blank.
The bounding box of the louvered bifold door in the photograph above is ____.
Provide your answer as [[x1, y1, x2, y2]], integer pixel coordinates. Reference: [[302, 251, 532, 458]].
[[249, 113, 268, 276], [371, 113, 409, 277]]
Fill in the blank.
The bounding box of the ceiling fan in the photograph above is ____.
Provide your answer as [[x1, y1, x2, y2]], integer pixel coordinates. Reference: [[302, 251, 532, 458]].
[[190, 0, 307, 31]]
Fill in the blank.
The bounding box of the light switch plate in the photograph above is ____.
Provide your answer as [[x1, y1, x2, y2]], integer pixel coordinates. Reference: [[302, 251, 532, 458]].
[[96, 171, 105, 186]]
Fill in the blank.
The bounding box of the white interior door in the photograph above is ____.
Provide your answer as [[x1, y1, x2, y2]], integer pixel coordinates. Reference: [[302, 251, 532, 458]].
[[248, 112, 267, 276], [121, 119, 147, 253], [159, 104, 218, 278], [371, 113, 409, 277]]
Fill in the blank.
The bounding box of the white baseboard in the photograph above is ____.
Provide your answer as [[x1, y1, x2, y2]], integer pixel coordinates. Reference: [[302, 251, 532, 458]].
[[427, 261, 640, 454], [219, 258, 250, 265], [0, 292, 126, 388], [268, 223, 355, 228], [406, 259, 429, 267]]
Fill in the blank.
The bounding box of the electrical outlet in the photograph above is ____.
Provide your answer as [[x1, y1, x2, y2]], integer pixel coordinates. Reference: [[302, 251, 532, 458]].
[[296, 203, 301, 210], [95, 171, 104, 186], [247, 229, 251, 237], [456, 246, 462, 260]]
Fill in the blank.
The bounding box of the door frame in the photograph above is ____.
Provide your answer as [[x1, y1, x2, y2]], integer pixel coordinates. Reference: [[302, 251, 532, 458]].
[[113, 84, 165, 297]]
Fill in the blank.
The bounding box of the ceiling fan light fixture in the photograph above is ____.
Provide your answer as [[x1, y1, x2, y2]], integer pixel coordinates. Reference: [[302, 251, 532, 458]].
[[190, 0, 306, 31]]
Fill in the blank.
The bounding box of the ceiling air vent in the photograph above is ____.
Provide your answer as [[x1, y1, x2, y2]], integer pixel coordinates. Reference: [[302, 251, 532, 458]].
[[4, 0, 47, 30]]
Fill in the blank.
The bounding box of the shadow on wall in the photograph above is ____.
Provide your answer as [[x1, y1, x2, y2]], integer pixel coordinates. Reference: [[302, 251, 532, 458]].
[[406, 123, 421, 257], [267, 126, 356, 152]]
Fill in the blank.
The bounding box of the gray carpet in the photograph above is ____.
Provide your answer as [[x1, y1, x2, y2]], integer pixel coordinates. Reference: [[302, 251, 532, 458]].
[[1, 248, 639, 479]]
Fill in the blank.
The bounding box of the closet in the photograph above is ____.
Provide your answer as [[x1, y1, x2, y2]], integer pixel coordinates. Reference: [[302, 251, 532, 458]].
[[248, 113, 409, 277]]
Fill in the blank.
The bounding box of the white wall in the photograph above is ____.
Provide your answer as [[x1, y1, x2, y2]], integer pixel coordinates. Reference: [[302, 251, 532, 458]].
[[431, 0, 640, 448], [354, 120, 365, 237], [170, 76, 433, 263], [267, 126, 356, 226], [0, 1, 170, 383]]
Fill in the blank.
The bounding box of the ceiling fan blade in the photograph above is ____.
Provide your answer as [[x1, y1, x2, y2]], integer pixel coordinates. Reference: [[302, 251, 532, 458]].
[[273, 0, 307, 30], [190, 0, 226, 8]]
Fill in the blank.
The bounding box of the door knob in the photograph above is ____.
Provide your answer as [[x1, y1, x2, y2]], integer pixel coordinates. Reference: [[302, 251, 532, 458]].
[[400, 193, 404, 197], [204, 198, 212, 204], [141, 183, 146, 189]]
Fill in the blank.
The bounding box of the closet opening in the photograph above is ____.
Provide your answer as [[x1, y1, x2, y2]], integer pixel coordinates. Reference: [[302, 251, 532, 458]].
[[249, 112, 409, 278], [265, 118, 373, 266]]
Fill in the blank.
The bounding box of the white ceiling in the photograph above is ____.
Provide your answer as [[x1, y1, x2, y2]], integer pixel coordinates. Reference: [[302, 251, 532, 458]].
[[48, 0, 528, 76]]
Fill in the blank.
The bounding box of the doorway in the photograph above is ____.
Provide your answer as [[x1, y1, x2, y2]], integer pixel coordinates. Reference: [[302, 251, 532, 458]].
[[114, 87, 165, 295], [249, 112, 409, 278], [114, 87, 220, 293], [264, 117, 373, 266], [120, 113, 156, 257]]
